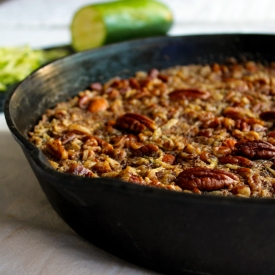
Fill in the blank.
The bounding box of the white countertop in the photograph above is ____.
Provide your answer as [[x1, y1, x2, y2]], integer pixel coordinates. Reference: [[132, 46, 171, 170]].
[[2, 0, 275, 274], [2, 0, 275, 48]]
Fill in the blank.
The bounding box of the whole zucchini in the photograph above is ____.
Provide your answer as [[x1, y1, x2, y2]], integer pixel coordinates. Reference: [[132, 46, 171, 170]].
[[71, 0, 173, 51]]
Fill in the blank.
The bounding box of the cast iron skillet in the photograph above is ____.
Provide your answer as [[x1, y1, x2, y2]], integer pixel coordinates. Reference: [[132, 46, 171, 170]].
[[5, 34, 275, 275]]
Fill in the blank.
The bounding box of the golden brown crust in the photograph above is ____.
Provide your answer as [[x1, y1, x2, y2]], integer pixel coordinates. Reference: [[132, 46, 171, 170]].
[[29, 61, 275, 198]]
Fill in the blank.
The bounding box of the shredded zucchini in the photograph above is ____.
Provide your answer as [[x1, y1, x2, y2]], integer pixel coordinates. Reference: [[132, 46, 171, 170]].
[[0, 46, 69, 91]]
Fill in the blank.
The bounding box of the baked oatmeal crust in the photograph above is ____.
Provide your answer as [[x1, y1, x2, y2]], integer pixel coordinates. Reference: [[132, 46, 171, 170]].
[[29, 60, 275, 198]]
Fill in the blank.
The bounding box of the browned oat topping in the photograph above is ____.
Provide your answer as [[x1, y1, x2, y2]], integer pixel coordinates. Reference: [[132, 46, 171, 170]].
[[29, 60, 275, 198]]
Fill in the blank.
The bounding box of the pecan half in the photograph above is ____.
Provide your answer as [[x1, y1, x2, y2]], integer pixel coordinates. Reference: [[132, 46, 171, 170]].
[[46, 139, 68, 160], [175, 167, 239, 191], [219, 155, 253, 167], [169, 88, 210, 100], [235, 119, 250, 132], [115, 113, 157, 133], [223, 107, 254, 119], [131, 143, 159, 157], [235, 140, 275, 160]]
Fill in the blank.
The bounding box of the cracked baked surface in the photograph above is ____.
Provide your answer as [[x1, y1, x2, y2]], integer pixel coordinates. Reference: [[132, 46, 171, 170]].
[[29, 60, 275, 198]]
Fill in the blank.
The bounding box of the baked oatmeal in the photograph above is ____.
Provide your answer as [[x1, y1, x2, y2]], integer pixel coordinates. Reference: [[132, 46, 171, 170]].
[[29, 60, 275, 198]]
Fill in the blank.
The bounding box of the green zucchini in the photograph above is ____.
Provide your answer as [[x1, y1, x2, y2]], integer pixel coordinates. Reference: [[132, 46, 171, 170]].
[[71, 0, 173, 51]]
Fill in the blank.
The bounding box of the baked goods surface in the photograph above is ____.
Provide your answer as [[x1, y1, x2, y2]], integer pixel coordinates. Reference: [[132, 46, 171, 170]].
[[29, 60, 275, 198]]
